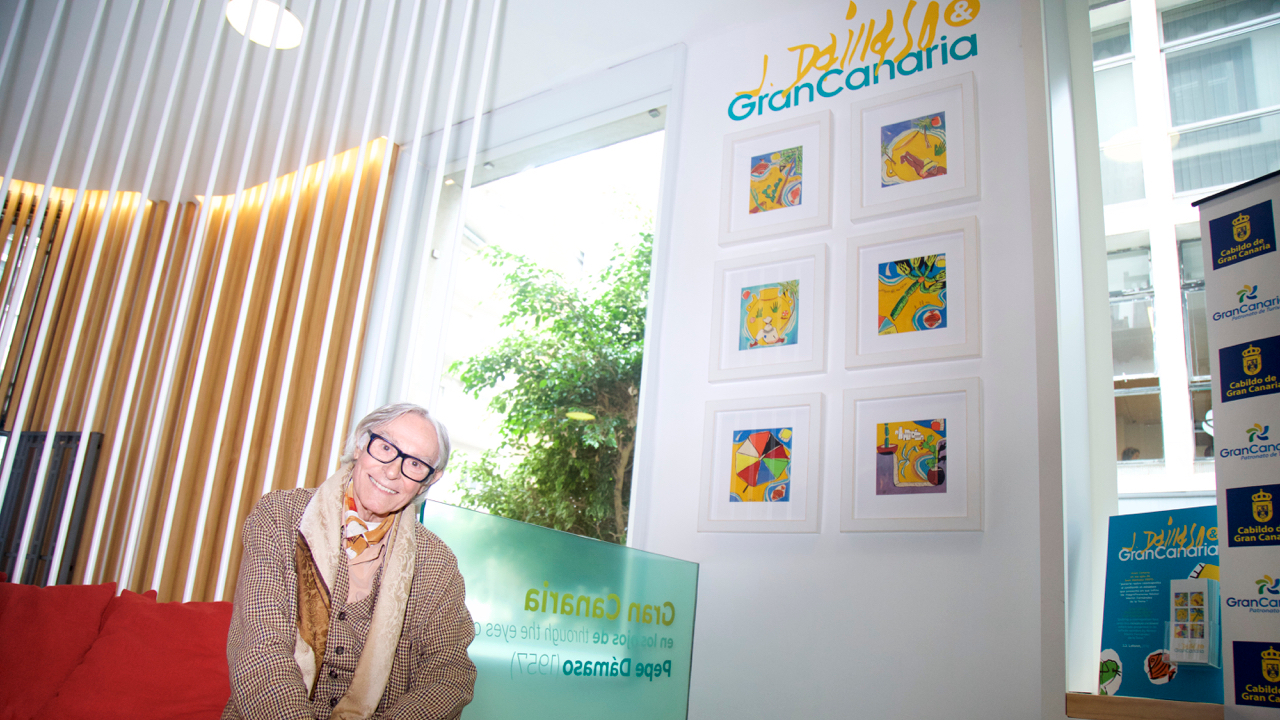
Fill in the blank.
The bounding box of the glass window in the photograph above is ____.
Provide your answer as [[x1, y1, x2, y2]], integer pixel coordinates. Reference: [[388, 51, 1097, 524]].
[[1108, 247, 1154, 293], [1164, 22, 1280, 191], [1178, 236, 1212, 379], [1095, 63, 1147, 204], [1112, 296, 1158, 375], [1094, 21, 1134, 61], [1171, 112, 1280, 191], [1161, 0, 1280, 44], [1115, 378, 1165, 461], [1190, 385, 1215, 458]]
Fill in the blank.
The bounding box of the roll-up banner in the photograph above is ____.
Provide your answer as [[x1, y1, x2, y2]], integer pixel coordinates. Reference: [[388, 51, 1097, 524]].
[[418, 501, 699, 719], [1194, 168, 1280, 720]]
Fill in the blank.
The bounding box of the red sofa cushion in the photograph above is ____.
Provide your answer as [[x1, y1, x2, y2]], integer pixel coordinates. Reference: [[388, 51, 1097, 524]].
[[36, 590, 233, 720], [0, 580, 115, 720]]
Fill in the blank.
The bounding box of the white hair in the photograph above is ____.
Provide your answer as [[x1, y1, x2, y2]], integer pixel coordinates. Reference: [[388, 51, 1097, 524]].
[[340, 402, 451, 495]]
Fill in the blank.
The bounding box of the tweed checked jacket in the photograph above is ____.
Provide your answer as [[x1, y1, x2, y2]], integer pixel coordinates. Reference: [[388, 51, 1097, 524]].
[[224, 476, 476, 720]]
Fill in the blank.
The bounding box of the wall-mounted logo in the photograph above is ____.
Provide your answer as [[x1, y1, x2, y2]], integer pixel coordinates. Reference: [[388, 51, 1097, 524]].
[[1209, 200, 1276, 270], [1248, 424, 1271, 442], [1220, 334, 1280, 403], [1234, 642, 1280, 708], [1240, 284, 1259, 302], [726, 1, 982, 121], [1227, 484, 1280, 547]]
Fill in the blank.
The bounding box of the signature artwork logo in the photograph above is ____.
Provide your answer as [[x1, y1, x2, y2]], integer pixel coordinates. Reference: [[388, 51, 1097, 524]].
[[1240, 284, 1259, 302], [1259, 575, 1280, 595], [1209, 200, 1276, 270], [727, 0, 981, 121], [1116, 516, 1217, 561]]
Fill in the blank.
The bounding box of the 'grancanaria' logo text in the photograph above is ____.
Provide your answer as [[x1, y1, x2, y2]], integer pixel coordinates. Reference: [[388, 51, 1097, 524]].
[[1216, 284, 1279, 321], [1220, 423, 1280, 459], [1225, 574, 1280, 612]]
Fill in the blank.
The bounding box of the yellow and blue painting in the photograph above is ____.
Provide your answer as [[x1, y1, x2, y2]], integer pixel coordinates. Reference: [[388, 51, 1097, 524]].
[[874, 419, 946, 495], [740, 280, 799, 350], [880, 112, 947, 187], [749, 146, 803, 213], [877, 254, 946, 335], [731, 427, 792, 502]]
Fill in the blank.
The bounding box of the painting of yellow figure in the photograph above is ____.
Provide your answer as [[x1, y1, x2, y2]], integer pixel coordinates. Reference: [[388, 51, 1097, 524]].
[[730, 427, 792, 502], [880, 112, 947, 187], [877, 254, 946, 335], [874, 419, 946, 496], [740, 280, 799, 350], [749, 146, 803, 214]]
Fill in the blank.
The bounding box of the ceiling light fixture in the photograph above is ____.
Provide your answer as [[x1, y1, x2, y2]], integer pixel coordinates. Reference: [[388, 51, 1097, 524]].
[[226, 0, 304, 50]]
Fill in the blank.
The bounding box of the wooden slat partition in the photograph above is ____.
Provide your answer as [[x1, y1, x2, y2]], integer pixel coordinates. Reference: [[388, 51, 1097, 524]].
[[0, 138, 396, 600], [1066, 693, 1224, 720]]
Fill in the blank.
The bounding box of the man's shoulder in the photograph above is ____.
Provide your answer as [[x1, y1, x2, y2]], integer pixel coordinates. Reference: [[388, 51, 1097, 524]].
[[247, 487, 318, 527], [411, 522, 463, 576]]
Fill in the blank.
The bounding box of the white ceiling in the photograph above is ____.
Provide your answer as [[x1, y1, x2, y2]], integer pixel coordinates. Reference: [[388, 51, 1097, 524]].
[[0, 0, 826, 199]]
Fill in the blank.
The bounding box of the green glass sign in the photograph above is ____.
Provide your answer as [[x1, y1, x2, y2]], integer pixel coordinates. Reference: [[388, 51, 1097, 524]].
[[419, 501, 699, 719]]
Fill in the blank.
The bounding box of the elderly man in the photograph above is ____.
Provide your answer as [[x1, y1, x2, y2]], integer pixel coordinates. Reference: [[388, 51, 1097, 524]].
[[224, 403, 476, 720]]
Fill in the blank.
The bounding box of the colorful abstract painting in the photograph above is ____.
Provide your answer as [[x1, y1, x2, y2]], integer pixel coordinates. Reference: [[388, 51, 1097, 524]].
[[749, 146, 803, 214], [739, 280, 799, 350], [877, 254, 946, 335], [874, 419, 946, 495], [880, 112, 947, 187], [730, 427, 792, 502]]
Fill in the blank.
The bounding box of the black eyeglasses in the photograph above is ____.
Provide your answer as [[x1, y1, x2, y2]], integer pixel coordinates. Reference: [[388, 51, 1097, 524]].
[[365, 432, 436, 483]]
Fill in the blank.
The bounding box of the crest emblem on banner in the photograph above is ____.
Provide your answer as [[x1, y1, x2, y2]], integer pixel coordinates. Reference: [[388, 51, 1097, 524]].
[[1264, 647, 1280, 683], [1234, 213, 1252, 242], [1256, 489, 1275, 523], [1245, 344, 1263, 376]]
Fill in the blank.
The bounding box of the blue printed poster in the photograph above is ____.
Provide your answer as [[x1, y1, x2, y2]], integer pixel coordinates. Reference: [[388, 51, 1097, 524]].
[[1209, 199, 1276, 270], [1099, 506, 1223, 703]]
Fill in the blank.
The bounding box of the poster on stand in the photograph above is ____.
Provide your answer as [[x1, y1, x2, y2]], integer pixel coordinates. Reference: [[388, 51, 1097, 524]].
[[1193, 168, 1280, 718], [1098, 505, 1223, 704]]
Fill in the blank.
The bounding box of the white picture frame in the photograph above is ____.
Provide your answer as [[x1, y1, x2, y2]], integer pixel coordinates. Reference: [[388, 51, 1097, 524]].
[[698, 393, 823, 533], [846, 217, 980, 368], [850, 72, 978, 221], [710, 244, 827, 381], [719, 110, 832, 246], [840, 378, 982, 532]]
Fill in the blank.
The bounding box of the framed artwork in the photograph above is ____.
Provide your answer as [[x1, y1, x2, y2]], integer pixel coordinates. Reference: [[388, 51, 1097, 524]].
[[840, 378, 982, 532], [846, 217, 980, 368], [710, 245, 827, 381], [719, 110, 832, 246], [850, 72, 978, 221], [698, 393, 823, 533]]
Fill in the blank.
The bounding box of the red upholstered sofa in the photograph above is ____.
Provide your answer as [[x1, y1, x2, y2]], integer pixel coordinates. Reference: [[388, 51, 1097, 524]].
[[0, 575, 233, 720]]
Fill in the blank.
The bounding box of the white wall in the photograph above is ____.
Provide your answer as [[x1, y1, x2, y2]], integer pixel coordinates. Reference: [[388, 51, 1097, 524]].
[[630, 1, 1067, 718]]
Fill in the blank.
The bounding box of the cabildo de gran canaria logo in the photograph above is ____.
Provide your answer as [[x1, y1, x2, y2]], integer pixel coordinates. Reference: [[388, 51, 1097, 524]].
[[1225, 574, 1280, 612], [1236, 642, 1280, 707], [727, 0, 981, 122], [1215, 283, 1279, 322], [1220, 423, 1279, 460]]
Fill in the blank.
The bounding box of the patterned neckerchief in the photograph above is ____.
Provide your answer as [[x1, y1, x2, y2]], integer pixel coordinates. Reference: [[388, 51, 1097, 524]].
[[342, 481, 394, 560]]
